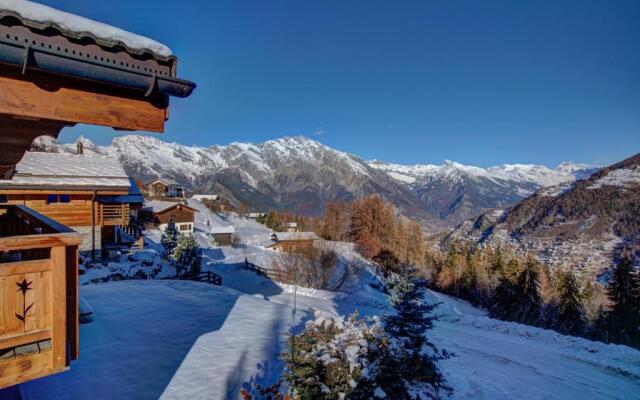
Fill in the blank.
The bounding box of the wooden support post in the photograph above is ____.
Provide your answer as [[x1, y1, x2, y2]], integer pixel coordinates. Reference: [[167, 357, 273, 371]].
[[66, 245, 79, 361], [50, 246, 67, 371]]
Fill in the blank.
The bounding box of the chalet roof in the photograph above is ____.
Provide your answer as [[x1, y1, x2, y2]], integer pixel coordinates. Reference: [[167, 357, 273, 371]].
[[0, 1, 196, 98], [0, 151, 130, 190], [271, 232, 319, 242], [145, 178, 179, 186], [210, 226, 235, 234], [143, 200, 196, 214], [191, 194, 219, 201], [0, 0, 172, 58]]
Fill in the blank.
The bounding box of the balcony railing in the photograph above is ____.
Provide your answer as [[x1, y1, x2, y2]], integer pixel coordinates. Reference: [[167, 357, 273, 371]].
[[96, 203, 130, 227], [0, 205, 81, 389]]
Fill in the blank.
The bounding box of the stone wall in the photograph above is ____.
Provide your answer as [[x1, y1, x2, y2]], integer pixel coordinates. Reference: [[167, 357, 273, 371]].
[[69, 225, 101, 252]]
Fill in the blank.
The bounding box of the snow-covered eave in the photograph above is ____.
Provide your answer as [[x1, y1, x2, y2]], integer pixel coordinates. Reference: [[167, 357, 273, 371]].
[[0, 1, 173, 60]]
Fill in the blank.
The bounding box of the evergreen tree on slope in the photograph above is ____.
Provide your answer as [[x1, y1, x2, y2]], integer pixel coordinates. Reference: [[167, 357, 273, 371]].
[[160, 220, 179, 260], [512, 257, 543, 325], [606, 258, 640, 348], [173, 233, 202, 276], [555, 269, 585, 336]]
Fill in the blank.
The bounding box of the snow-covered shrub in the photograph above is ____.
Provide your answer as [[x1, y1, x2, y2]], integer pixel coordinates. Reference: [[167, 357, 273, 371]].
[[282, 265, 448, 399], [284, 310, 388, 400], [172, 233, 201, 275]]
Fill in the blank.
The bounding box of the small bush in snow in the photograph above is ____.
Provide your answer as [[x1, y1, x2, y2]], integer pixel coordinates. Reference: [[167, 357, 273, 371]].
[[284, 310, 388, 400], [172, 233, 201, 275]]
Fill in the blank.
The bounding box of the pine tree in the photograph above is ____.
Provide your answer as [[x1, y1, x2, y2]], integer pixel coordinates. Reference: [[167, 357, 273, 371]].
[[491, 246, 504, 274], [606, 258, 640, 348], [461, 251, 479, 302], [555, 269, 585, 336], [172, 233, 201, 275], [491, 276, 517, 320], [512, 257, 543, 325], [378, 266, 446, 399], [160, 221, 179, 260]]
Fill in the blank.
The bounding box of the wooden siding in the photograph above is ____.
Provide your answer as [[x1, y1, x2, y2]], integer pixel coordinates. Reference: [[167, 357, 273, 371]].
[[155, 206, 195, 225], [213, 233, 233, 246], [3, 194, 129, 227], [5, 194, 93, 227]]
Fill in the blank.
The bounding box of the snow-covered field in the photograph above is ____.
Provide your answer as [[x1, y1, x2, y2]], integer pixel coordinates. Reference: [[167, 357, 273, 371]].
[[10, 201, 640, 400]]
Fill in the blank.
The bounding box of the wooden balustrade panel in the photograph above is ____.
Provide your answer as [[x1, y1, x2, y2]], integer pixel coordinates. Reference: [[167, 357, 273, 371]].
[[0, 257, 61, 389], [0, 261, 53, 343]]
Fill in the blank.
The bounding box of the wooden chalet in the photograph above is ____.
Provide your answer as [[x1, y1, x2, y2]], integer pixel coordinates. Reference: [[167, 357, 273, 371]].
[[0, 152, 142, 256], [211, 226, 235, 246], [0, 1, 194, 389], [143, 201, 197, 233], [267, 231, 319, 252], [146, 178, 184, 199]]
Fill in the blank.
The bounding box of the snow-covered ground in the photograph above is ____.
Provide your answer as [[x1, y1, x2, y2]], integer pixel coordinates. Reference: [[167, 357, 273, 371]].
[[11, 201, 640, 400]]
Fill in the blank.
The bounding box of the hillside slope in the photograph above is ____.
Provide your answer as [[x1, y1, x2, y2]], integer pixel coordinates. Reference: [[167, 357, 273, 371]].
[[447, 153, 640, 272]]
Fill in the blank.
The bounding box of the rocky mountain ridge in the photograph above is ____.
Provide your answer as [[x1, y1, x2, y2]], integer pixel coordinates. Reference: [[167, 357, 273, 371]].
[[31, 134, 597, 232]]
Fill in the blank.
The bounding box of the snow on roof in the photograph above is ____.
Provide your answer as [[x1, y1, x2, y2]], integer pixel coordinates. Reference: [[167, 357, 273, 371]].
[[191, 194, 219, 201], [0, 152, 130, 189], [146, 178, 179, 186], [210, 226, 235, 234], [271, 232, 318, 241], [0, 0, 173, 58], [143, 200, 186, 213]]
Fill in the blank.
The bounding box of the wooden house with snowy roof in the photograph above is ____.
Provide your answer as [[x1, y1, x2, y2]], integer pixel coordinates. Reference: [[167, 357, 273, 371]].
[[145, 178, 185, 199], [0, 0, 194, 389], [267, 231, 319, 252], [0, 151, 144, 255], [143, 200, 197, 233]]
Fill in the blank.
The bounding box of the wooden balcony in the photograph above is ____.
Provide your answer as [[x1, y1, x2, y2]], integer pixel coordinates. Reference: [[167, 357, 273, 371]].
[[96, 203, 130, 227], [0, 205, 81, 389]]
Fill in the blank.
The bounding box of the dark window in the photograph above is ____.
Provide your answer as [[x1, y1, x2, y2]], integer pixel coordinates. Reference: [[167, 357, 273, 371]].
[[0, 195, 7, 203], [47, 194, 71, 204]]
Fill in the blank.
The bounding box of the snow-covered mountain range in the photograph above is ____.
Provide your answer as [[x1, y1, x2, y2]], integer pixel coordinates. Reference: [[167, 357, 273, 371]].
[[31, 134, 598, 231]]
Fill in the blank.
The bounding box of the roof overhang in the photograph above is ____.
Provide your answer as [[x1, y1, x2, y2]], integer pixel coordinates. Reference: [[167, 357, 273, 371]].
[[0, 15, 195, 98]]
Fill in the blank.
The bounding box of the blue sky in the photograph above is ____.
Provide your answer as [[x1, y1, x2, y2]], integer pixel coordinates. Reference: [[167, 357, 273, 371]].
[[41, 0, 639, 167]]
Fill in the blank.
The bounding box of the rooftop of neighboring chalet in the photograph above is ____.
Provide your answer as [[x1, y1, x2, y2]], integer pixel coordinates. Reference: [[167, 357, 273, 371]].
[[210, 226, 235, 234], [0, 151, 130, 191], [143, 200, 196, 214], [270, 232, 319, 242]]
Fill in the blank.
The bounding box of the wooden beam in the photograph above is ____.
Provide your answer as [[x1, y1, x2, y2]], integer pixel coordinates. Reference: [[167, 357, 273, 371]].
[[0, 116, 66, 179], [0, 259, 52, 277], [0, 69, 167, 132], [0, 232, 82, 252]]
